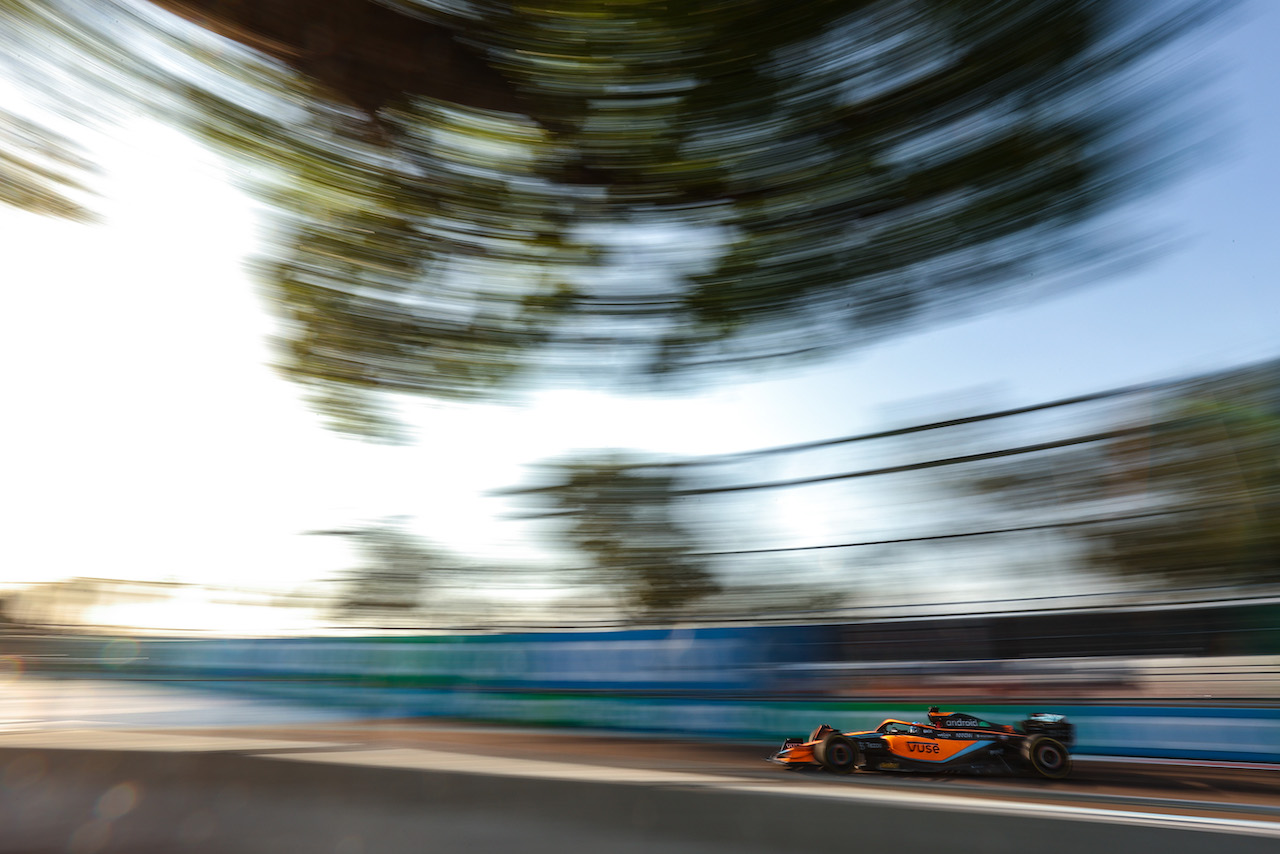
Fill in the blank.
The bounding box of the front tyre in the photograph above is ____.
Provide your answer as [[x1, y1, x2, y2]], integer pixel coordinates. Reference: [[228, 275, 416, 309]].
[[1023, 736, 1071, 779], [814, 734, 859, 774]]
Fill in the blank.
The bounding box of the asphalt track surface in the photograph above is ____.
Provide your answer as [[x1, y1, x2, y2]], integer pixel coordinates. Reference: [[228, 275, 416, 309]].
[[151, 721, 1280, 826], [2, 679, 1278, 852]]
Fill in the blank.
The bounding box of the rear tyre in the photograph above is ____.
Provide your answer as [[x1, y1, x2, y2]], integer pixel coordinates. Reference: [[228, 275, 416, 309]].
[[814, 734, 859, 774], [1023, 736, 1071, 779]]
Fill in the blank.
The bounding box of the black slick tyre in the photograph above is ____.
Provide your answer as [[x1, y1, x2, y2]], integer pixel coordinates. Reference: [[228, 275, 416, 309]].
[[814, 734, 859, 774], [1023, 735, 1071, 779]]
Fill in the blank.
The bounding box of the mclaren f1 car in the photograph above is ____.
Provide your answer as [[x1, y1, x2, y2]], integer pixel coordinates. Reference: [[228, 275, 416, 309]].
[[769, 707, 1074, 779]]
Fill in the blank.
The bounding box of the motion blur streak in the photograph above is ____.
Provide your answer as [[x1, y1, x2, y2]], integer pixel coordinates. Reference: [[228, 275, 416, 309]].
[[2, 359, 1276, 630], [1, 2, 1274, 849], [0, 0, 1222, 437]]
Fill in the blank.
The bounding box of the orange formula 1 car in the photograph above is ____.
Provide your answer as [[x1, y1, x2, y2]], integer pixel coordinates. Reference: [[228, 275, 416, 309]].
[[770, 707, 1075, 779]]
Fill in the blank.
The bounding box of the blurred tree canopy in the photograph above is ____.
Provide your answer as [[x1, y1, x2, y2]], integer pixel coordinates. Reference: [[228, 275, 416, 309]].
[[956, 364, 1280, 585], [321, 520, 455, 622], [2, 0, 1220, 438], [508, 453, 718, 619], [0, 107, 98, 222]]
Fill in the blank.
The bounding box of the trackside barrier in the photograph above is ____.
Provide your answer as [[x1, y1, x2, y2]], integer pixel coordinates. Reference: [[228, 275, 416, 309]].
[[7, 632, 1280, 763], [117, 679, 1280, 764]]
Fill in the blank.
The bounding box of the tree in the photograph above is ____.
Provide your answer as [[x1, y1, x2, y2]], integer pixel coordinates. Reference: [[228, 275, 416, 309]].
[[954, 363, 1280, 586], [320, 520, 451, 622], [0, 107, 98, 222], [508, 453, 718, 619], [3, 0, 1221, 437]]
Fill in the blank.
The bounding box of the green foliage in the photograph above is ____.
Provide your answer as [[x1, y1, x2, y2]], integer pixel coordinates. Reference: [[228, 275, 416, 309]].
[[509, 453, 719, 619], [1095, 391, 1280, 583], [0, 106, 98, 222], [328, 521, 452, 621], [959, 365, 1280, 585], [2, 0, 1222, 437]]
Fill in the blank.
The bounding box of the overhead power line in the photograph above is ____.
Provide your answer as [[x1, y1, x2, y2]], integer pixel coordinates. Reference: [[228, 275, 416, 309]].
[[499, 373, 1189, 500], [685, 503, 1237, 558], [675, 426, 1149, 495]]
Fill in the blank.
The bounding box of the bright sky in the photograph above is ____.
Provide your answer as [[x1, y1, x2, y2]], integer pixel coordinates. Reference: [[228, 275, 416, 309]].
[[2, 3, 1278, 625]]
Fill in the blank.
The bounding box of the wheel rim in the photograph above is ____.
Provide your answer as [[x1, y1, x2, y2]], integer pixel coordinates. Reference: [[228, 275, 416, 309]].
[[830, 743, 852, 765], [1037, 744, 1064, 770]]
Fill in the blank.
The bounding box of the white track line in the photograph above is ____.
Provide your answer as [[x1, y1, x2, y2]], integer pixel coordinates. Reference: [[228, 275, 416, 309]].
[[726, 779, 1280, 839], [265, 747, 1280, 839]]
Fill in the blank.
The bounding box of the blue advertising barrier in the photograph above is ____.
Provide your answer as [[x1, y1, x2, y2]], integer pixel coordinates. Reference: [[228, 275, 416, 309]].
[[9, 630, 1280, 763], [128, 625, 832, 694]]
